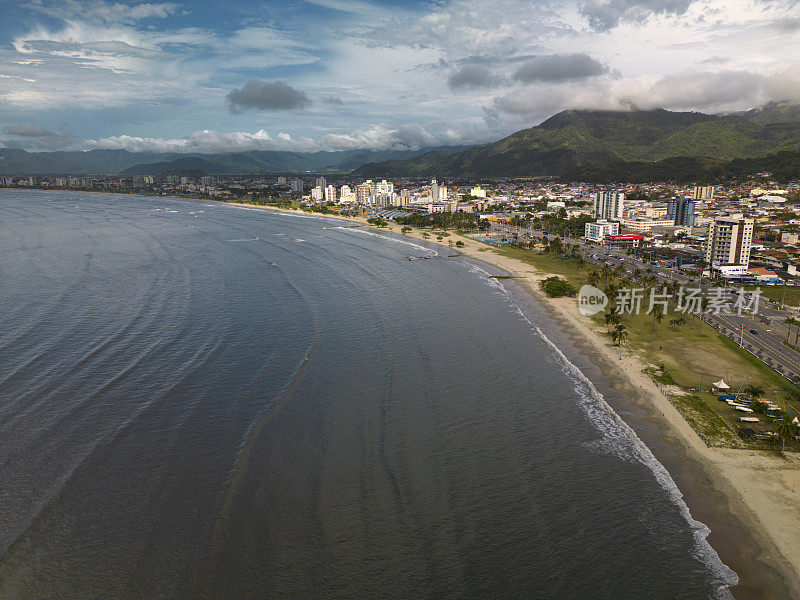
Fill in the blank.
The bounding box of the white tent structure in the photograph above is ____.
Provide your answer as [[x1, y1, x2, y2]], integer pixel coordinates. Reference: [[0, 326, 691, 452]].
[[711, 379, 730, 393]]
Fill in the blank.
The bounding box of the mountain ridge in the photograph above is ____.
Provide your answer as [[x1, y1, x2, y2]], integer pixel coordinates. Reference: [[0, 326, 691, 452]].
[[0, 146, 472, 176], [352, 104, 800, 179]]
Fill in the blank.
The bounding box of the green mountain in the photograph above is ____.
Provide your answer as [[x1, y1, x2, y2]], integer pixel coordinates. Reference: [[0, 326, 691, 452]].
[[561, 151, 800, 184], [352, 104, 800, 179], [0, 147, 471, 176]]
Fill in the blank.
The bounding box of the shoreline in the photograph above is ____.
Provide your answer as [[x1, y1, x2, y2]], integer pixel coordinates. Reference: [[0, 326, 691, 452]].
[[7, 190, 800, 597]]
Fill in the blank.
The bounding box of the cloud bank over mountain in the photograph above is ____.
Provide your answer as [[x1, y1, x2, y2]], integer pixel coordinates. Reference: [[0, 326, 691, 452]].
[[1, 0, 799, 153]]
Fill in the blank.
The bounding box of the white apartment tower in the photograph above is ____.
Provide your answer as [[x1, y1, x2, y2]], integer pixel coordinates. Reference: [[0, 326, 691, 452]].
[[594, 190, 624, 220], [324, 184, 337, 203], [371, 179, 394, 196], [693, 186, 715, 200], [705, 216, 754, 269], [356, 182, 371, 204]]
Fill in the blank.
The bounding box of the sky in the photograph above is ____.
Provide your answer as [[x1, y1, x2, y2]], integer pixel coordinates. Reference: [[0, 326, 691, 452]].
[[1, 0, 799, 153]]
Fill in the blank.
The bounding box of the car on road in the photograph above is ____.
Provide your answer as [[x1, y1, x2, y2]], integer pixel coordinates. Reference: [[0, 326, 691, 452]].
[[750, 329, 758, 335]]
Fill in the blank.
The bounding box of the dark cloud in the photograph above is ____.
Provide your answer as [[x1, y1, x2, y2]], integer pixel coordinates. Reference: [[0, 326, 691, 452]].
[[772, 17, 800, 33], [226, 79, 311, 113], [323, 96, 344, 104], [447, 65, 503, 90], [3, 123, 61, 137], [579, 0, 694, 31], [1, 123, 73, 149], [701, 56, 731, 65], [513, 54, 608, 83]]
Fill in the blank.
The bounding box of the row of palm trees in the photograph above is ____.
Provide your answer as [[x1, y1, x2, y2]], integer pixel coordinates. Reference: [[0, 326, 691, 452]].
[[587, 265, 710, 332]]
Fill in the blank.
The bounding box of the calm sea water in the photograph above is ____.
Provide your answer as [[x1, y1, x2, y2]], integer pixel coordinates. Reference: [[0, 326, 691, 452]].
[[0, 191, 736, 599]]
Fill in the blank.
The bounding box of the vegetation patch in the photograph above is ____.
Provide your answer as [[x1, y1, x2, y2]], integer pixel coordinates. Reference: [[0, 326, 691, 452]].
[[539, 276, 577, 298], [668, 394, 741, 447]]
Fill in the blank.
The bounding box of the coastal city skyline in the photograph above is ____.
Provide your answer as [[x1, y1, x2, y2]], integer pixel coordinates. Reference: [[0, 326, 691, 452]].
[[2, 0, 800, 153]]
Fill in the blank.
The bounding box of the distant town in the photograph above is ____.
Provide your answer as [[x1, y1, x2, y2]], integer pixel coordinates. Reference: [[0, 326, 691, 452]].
[[4, 172, 800, 287]]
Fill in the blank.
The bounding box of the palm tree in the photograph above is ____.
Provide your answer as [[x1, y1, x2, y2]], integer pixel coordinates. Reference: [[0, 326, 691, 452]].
[[600, 264, 612, 285], [587, 270, 601, 287], [652, 305, 664, 334], [776, 412, 798, 451], [669, 316, 687, 330], [744, 384, 764, 399], [613, 323, 628, 347], [604, 282, 619, 305], [604, 309, 621, 331]]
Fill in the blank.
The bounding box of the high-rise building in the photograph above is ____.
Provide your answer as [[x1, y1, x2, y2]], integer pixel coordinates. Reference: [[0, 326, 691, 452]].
[[430, 179, 439, 203], [705, 216, 754, 270], [594, 190, 624, 220], [315, 177, 327, 190], [311, 186, 324, 201], [356, 182, 371, 204], [370, 179, 393, 196], [693, 186, 715, 200], [324, 184, 337, 203], [470, 185, 486, 198], [290, 178, 304, 193], [201, 176, 217, 186], [667, 196, 695, 227]]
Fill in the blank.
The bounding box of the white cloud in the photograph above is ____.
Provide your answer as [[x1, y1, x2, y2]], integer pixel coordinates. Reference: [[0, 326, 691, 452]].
[[82, 129, 320, 153], [492, 67, 800, 120]]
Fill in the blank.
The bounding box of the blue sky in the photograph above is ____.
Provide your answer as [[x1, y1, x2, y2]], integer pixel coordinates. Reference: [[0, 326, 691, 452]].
[[1, 0, 799, 153]]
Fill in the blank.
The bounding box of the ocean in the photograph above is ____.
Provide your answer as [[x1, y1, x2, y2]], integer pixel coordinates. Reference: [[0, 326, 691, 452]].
[[0, 191, 736, 598]]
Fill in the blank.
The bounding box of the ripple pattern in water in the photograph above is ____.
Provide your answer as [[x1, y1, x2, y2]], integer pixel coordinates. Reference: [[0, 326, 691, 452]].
[[0, 191, 735, 599]]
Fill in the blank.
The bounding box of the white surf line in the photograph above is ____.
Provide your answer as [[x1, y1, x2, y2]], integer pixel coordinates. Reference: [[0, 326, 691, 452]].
[[466, 261, 738, 599], [334, 226, 439, 257]]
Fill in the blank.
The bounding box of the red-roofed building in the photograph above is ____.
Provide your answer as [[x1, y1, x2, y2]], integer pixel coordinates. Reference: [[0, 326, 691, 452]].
[[604, 234, 644, 248]]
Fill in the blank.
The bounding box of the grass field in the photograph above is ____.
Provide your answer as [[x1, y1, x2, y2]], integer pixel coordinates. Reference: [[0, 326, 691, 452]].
[[748, 285, 800, 307], [493, 246, 586, 286]]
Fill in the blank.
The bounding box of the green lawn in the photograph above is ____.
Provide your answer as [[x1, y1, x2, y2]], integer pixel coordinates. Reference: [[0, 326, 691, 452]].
[[747, 285, 800, 307], [493, 246, 585, 287]]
